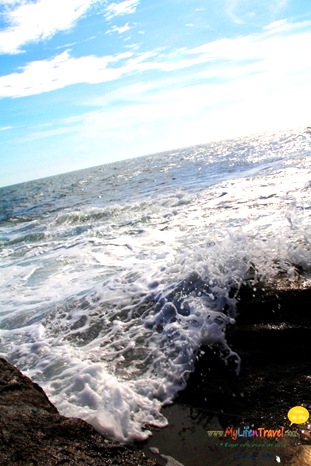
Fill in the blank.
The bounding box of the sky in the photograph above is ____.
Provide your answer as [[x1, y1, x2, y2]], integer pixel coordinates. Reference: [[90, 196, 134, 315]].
[[0, 0, 311, 187]]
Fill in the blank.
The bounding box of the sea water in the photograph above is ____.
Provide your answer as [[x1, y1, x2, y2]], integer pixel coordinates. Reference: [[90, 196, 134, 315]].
[[1, 128, 311, 442]]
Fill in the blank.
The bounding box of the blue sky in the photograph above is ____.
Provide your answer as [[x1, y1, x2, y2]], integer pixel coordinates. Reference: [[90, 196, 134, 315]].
[[0, 0, 311, 187]]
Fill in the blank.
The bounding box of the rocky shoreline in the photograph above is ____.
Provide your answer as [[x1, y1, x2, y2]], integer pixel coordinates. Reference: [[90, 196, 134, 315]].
[[0, 357, 158, 466], [1, 275, 311, 465]]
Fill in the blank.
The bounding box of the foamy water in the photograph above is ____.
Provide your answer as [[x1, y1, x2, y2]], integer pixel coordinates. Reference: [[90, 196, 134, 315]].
[[1, 128, 311, 441]]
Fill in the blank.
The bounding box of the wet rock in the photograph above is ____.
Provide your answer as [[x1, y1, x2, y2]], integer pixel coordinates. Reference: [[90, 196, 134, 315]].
[[144, 275, 311, 465], [177, 278, 311, 426], [0, 357, 158, 466]]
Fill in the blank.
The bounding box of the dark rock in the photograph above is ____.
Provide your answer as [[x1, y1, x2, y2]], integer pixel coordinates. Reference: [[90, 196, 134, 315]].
[[176, 278, 311, 426], [0, 358, 158, 466], [143, 275, 311, 465]]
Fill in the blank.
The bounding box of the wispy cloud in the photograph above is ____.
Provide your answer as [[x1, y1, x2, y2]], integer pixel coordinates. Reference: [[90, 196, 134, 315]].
[[18, 124, 79, 142], [106, 22, 132, 35], [225, 0, 288, 25], [0, 125, 13, 130], [0, 0, 101, 54], [225, 0, 243, 24], [263, 18, 288, 31], [1, 19, 310, 102], [15, 18, 311, 151], [104, 0, 139, 21], [0, 50, 134, 97]]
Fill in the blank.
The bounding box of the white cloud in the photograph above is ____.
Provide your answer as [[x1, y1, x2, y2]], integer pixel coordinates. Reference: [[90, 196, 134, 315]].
[[0, 0, 101, 54], [0, 1, 20, 5], [25, 20, 311, 150], [263, 18, 288, 31], [69, 19, 311, 149], [46, 74, 310, 159], [0, 50, 134, 97], [104, 0, 139, 21], [106, 22, 132, 34], [1, 18, 311, 114], [19, 124, 79, 142], [263, 18, 311, 35]]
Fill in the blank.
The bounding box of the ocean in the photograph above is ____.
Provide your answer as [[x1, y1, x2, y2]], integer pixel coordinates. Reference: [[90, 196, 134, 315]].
[[1, 128, 311, 443]]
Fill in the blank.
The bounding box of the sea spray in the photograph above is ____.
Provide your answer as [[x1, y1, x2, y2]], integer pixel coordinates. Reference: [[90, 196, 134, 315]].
[[1, 128, 311, 441]]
